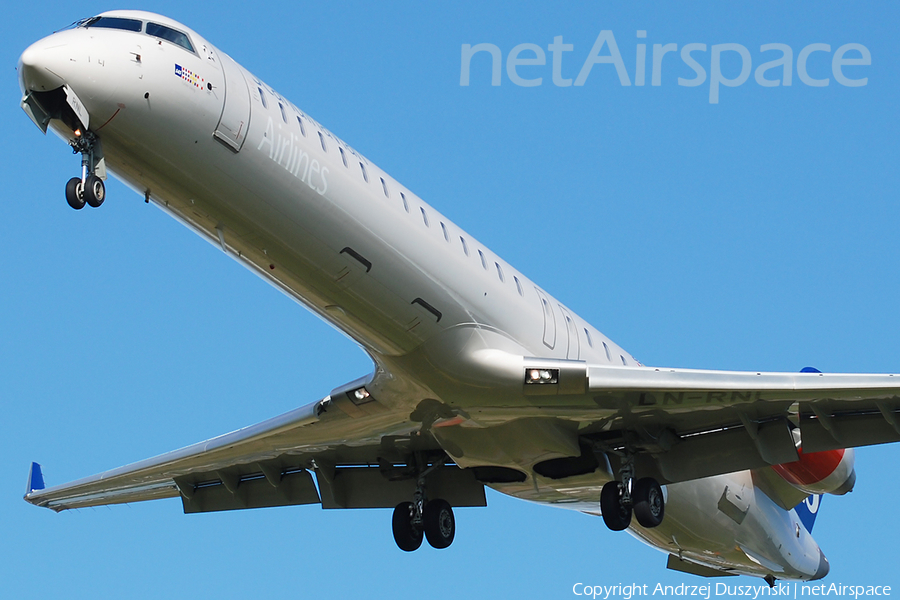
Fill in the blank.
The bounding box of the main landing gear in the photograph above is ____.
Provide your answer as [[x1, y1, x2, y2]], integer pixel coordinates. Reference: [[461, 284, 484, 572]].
[[600, 458, 665, 531], [391, 460, 456, 551], [65, 130, 105, 210]]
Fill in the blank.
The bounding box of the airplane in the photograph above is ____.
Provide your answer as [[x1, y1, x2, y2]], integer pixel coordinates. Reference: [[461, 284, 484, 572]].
[[16, 10, 898, 585]]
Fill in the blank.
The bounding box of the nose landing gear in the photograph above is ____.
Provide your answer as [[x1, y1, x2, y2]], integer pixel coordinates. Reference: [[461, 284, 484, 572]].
[[64, 130, 105, 210]]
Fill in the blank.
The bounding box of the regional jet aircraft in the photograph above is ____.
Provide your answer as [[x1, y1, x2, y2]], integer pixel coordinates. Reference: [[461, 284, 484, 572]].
[[17, 11, 897, 584]]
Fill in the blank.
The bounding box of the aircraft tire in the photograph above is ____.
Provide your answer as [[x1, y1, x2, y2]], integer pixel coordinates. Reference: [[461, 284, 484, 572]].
[[65, 177, 85, 210], [633, 477, 665, 528], [423, 499, 455, 549], [600, 481, 632, 531], [392, 501, 423, 552], [84, 175, 105, 208]]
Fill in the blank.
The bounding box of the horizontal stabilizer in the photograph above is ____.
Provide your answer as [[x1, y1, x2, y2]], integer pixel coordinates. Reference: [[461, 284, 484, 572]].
[[667, 555, 737, 578], [26, 462, 45, 496]]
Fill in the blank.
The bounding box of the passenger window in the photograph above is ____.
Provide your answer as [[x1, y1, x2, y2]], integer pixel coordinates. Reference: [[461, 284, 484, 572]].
[[339, 147, 348, 167], [584, 328, 593, 347], [495, 263, 504, 282], [296, 115, 307, 137], [84, 17, 142, 32], [478, 250, 487, 269], [147, 22, 194, 52], [620, 355, 627, 366], [381, 178, 390, 197], [258, 87, 268, 108], [441, 222, 450, 242], [360, 162, 369, 182], [603, 342, 611, 361], [318, 132, 327, 152], [459, 236, 469, 256], [400, 192, 410, 212], [513, 276, 523, 296], [420, 207, 430, 227], [278, 103, 287, 123]]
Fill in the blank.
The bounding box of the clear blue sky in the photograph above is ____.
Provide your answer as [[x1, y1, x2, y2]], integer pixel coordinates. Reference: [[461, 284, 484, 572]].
[[3, 2, 899, 598]]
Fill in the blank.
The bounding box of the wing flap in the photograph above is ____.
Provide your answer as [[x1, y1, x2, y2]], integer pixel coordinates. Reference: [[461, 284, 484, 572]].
[[315, 465, 486, 509], [175, 468, 321, 513], [653, 418, 799, 483], [799, 406, 900, 452]]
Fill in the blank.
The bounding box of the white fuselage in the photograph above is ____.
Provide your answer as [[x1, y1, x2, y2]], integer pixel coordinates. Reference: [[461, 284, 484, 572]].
[[18, 11, 827, 581]]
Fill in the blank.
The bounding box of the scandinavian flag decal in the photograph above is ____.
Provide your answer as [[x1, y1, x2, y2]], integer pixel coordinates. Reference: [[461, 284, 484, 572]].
[[174, 64, 205, 89]]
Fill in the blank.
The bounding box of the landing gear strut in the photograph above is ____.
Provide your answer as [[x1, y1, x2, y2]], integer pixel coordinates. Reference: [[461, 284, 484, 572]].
[[600, 456, 665, 531], [391, 456, 456, 551], [65, 130, 105, 210]]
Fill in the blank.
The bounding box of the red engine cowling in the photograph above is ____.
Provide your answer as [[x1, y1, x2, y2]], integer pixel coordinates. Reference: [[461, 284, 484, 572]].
[[771, 447, 856, 495]]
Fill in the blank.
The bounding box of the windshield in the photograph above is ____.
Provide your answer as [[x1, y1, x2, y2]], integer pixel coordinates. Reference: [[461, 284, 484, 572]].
[[81, 16, 143, 32], [146, 22, 194, 53]]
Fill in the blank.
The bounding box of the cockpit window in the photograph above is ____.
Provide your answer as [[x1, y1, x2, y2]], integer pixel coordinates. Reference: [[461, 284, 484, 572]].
[[81, 17, 143, 32], [146, 22, 194, 53]]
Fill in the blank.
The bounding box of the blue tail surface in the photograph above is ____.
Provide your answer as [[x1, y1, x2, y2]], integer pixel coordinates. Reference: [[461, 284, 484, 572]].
[[795, 494, 823, 533]]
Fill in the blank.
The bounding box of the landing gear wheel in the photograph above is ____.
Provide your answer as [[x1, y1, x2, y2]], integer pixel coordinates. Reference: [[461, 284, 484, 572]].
[[392, 501, 423, 552], [65, 177, 85, 210], [600, 480, 632, 531], [84, 175, 105, 208], [423, 499, 455, 549], [633, 477, 665, 528]]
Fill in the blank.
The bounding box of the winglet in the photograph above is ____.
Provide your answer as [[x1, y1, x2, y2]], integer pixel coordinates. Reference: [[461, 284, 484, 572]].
[[26, 462, 45, 497]]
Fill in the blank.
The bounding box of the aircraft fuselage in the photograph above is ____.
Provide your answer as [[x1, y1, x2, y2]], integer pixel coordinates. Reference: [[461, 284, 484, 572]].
[[18, 11, 831, 582]]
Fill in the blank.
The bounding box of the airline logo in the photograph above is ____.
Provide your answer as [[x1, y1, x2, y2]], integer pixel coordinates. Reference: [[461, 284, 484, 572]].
[[795, 494, 822, 533], [805, 495, 820, 513], [174, 64, 205, 89]]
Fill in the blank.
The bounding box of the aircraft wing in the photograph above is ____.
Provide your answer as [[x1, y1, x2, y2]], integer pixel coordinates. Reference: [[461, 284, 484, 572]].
[[25, 361, 900, 514], [505, 362, 900, 484], [24, 381, 488, 513], [432, 359, 900, 487]]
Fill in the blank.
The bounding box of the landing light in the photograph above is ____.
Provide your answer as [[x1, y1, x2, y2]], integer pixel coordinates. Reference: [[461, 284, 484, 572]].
[[350, 387, 373, 406], [525, 368, 558, 385]]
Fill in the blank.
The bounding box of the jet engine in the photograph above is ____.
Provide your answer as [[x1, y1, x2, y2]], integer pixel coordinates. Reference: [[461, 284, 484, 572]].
[[771, 447, 856, 496]]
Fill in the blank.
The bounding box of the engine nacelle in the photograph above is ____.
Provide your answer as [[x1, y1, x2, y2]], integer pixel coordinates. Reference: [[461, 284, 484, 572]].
[[771, 447, 856, 496]]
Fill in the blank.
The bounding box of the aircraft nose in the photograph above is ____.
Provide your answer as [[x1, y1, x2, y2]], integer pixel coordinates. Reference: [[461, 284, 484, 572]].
[[18, 37, 70, 94], [811, 548, 830, 580]]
